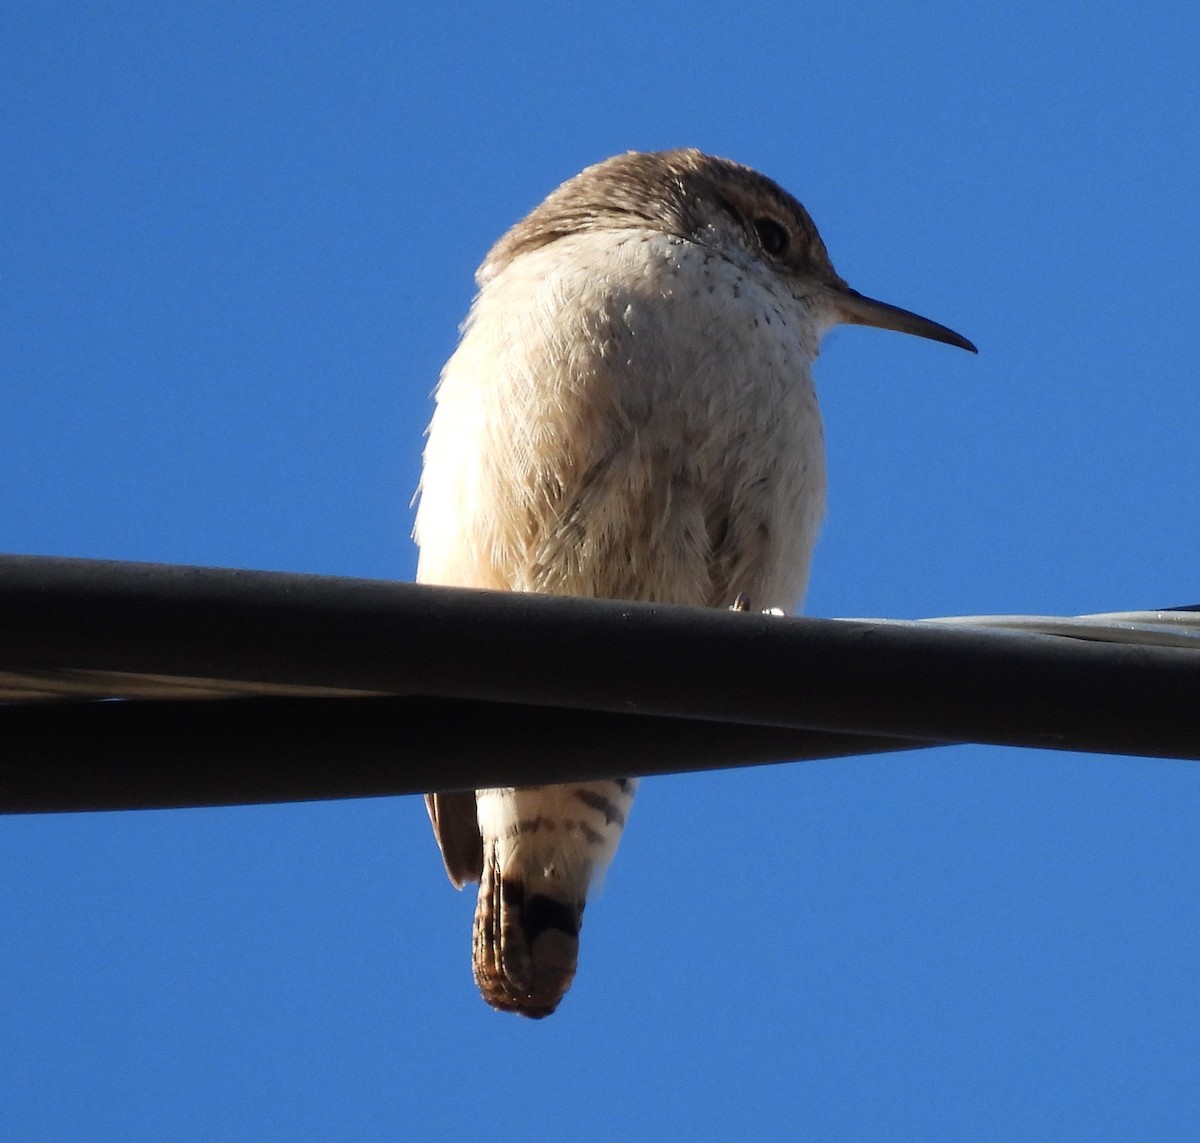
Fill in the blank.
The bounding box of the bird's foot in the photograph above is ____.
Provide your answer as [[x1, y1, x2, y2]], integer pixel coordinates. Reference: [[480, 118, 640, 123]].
[[729, 592, 785, 617]]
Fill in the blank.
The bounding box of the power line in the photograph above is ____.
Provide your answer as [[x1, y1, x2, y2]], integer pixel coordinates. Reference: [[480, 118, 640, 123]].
[[0, 555, 1196, 813]]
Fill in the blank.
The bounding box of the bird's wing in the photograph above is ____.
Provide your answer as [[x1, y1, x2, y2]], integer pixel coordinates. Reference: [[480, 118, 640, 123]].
[[424, 791, 485, 888]]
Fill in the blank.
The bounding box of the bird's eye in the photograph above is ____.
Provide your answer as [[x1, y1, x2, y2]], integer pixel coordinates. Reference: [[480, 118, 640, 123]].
[[752, 217, 789, 257]]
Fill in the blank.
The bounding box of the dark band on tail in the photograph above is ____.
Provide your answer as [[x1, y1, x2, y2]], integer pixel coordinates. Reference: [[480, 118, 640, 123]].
[[474, 857, 584, 1019], [572, 786, 626, 827]]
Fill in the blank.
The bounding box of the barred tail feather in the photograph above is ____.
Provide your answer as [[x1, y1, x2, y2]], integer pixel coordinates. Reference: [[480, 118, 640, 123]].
[[473, 847, 583, 1018], [470, 778, 638, 1018]]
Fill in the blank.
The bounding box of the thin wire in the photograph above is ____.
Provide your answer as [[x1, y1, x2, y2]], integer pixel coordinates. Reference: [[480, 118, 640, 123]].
[[909, 609, 1200, 650]]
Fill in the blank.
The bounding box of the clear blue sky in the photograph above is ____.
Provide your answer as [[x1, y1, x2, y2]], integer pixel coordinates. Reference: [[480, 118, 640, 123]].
[[3, 3, 1199, 1139]]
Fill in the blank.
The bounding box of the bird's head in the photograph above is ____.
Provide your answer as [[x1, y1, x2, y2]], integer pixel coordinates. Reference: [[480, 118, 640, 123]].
[[483, 148, 977, 355]]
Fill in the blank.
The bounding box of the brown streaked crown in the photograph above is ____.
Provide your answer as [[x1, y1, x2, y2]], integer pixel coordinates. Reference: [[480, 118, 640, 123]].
[[480, 148, 844, 289]]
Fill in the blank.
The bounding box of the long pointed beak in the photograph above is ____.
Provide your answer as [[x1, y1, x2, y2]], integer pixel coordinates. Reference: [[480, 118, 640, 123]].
[[830, 285, 977, 353]]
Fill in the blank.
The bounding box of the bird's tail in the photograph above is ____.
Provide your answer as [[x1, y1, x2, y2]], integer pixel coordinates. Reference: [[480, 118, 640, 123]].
[[470, 779, 637, 1018], [473, 845, 583, 1018]]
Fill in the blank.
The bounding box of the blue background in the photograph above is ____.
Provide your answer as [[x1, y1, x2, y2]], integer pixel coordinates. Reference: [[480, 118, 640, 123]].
[[3, 3, 1198, 1139]]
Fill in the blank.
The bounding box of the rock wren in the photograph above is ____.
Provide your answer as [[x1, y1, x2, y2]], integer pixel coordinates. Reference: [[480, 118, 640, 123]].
[[414, 148, 975, 1017]]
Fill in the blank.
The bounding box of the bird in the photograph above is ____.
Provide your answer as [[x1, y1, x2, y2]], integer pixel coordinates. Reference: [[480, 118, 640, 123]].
[[413, 148, 975, 1018]]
